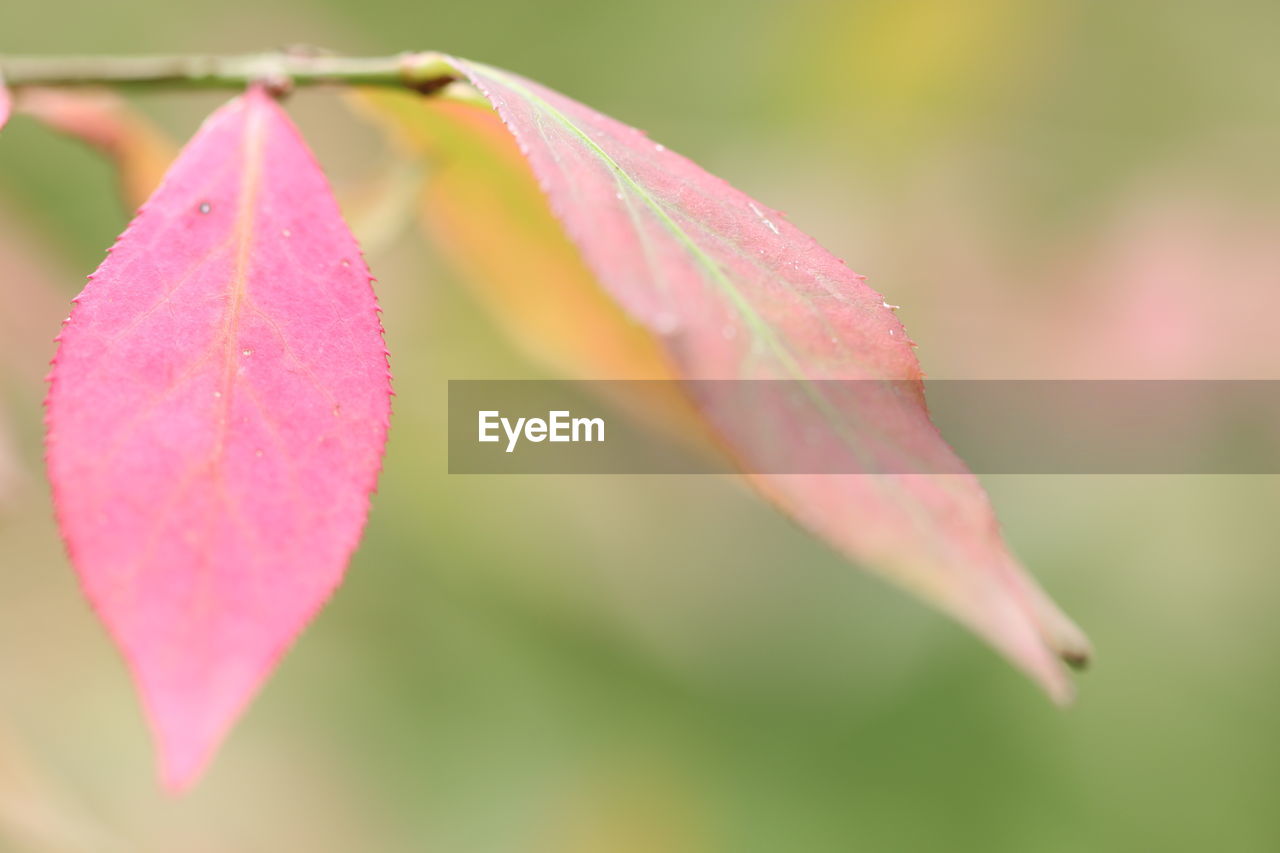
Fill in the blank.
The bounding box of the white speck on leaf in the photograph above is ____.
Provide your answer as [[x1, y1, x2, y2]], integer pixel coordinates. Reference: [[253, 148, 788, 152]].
[[748, 201, 781, 235]]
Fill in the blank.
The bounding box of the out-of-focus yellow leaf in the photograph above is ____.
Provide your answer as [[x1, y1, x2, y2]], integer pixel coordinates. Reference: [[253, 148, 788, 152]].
[[353, 89, 678, 383], [16, 88, 176, 210], [340, 156, 426, 257], [534, 761, 708, 853], [353, 89, 715, 453], [786, 0, 1064, 153]]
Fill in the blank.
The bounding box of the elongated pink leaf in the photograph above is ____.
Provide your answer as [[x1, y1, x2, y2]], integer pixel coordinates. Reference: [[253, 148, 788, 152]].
[[46, 88, 390, 789], [444, 58, 1090, 700]]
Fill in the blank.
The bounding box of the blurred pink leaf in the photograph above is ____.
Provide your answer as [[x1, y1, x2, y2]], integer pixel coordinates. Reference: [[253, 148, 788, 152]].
[[15, 87, 176, 210], [0, 73, 10, 132], [45, 88, 391, 789], [0, 208, 69, 380], [444, 57, 1090, 699], [0, 203, 73, 511], [1044, 199, 1280, 379], [906, 190, 1280, 380]]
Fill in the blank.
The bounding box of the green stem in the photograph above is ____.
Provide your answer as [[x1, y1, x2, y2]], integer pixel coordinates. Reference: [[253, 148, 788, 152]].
[[0, 51, 460, 93]]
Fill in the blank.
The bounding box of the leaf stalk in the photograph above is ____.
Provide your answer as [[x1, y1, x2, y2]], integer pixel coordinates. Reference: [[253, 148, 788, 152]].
[[0, 51, 459, 93]]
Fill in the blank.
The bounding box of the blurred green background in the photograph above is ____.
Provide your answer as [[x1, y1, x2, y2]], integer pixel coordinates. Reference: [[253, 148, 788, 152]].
[[3, 1, 1280, 850]]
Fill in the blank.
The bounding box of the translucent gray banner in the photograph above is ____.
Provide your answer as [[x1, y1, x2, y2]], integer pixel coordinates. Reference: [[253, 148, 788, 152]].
[[448, 380, 1280, 474]]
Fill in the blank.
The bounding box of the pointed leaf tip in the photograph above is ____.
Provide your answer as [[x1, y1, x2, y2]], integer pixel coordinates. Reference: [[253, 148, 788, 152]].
[[46, 88, 391, 788]]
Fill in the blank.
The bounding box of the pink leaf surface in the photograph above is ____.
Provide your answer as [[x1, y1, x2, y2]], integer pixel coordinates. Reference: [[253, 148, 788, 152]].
[[446, 58, 1090, 700], [45, 88, 390, 789]]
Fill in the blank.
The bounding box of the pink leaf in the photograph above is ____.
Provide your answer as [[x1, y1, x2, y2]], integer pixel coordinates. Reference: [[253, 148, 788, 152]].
[[45, 88, 390, 789], [445, 58, 1090, 700], [0, 74, 11, 132]]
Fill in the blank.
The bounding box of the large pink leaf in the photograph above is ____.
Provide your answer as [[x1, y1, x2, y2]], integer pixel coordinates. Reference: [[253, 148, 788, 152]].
[[445, 58, 1090, 700], [45, 88, 390, 789]]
